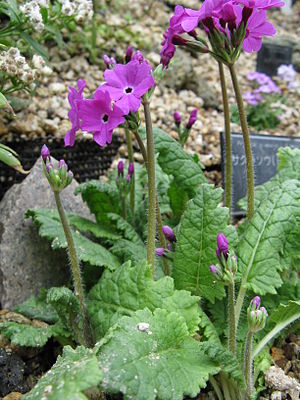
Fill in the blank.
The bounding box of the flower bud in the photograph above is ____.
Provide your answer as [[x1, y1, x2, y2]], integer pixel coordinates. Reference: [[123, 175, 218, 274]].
[[132, 50, 144, 63], [128, 162, 134, 178], [155, 247, 165, 256], [125, 46, 133, 63], [173, 111, 181, 127], [247, 298, 268, 332], [59, 159, 68, 170], [162, 225, 177, 243], [187, 108, 197, 129], [209, 264, 223, 279], [117, 160, 124, 177], [216, 232, 229, 261], [250, 296, 261, 311], [41, 144, 50, 163]]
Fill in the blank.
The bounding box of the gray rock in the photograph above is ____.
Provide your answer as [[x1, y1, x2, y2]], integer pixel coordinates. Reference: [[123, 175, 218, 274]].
[[264, 366, 300, 400], [0, 158, 92, 310]]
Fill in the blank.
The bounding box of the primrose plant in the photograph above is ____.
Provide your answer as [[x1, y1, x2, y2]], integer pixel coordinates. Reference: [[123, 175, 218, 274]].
[[1, 1, 300, 400]]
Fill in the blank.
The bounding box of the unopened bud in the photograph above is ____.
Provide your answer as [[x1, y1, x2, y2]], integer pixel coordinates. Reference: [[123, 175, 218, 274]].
[[162, 225, 177, 243], [173, 111, 181, 126], [125, 46, 133, 63], [247, 298, 268, 332], [155, 247, 165, 256], [117, 160, 124, 177], [187, 108, 197, 129], [41, 144, 50, 163], [216, 232, 228, 261]]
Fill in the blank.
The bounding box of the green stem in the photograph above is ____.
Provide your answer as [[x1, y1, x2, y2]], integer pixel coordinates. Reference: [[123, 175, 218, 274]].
[[219, 372, 232, 400], [53, 191, 93, 348], [133, 129, 170, 276], [244, 330, 254, 400], [228, 281, 236, 354], [229, 64, 255, 220], [218, 62, 232, 215], [143, 98, 156, 274], [209, 376, 224, 400], [125, 128, 135, 217], [121, 196, 127, 221], [90, 0, 97, 63]]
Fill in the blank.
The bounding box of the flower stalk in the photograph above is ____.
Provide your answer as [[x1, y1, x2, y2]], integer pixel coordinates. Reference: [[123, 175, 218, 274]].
[[228, 281, 236, 354], [125, 128, 135, 217], [244, 330, 254, 400], [218, 62, 232, 215], [133, 128, 170, 276], [143, 97, 156, 274], [229, 64, 254, 220], [53, 191, 94, 348]]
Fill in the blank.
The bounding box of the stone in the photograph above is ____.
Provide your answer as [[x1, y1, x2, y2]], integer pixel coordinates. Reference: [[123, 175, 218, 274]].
[[0, 158, 92, 310], [264, 366, 300, 400]]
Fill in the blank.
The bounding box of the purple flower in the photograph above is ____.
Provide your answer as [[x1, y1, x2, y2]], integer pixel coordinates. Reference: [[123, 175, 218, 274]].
[[103, 55, 116, 68], [247, 71, 270, 85], [160, 29, 177, 69], [118, 160, 124, 177], [216, 232, 228, 260], [236, 8, 276, 53], [128, 162, 134, 177], [125, 46, 133, 63], [65, 79, 86, 147], [100, 60, 155, 115], [174, 111, 181, 126], [187, 108, 197, 129], [243, 91, 263, 106], [277, 64, 296, 88], [162, 225, 177, 242], [251, 296, 261, 310], [41, 144, 50, 163], [255, 81, 280, 94], [132, 50, 144, 63], [155, 247, 165, 256], [78, 90, 125, 147], [237, 0, 285, 10], [209, 264, 218, 274]]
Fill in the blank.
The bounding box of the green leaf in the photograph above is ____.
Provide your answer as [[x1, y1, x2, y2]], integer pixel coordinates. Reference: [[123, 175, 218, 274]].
[[97, 308, 218, 400], [173, 184, 235, 301], [88, 260, 200, 339], [201, 342, 245, 387], [14, 289, 58, 324], [20, 32, 48, 60], [110, 238, 146, 264], [253, 301, 300, 359], [237, 179, 300, 296], [75, 180, 120, 223], [23, 346, 102, 400], [67, 214, 121, 241], [26, 208, 120, 270], [139, 127, 206, 195], [0, 322, 52, 347], [108, 213, 144, 246], [198, 308, 221, 346]]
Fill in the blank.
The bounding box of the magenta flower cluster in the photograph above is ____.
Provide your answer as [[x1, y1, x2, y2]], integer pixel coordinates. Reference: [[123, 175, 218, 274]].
[[243, 71, 281, 106], [64, 52, 155, 148], [160, 0, 284, 68]]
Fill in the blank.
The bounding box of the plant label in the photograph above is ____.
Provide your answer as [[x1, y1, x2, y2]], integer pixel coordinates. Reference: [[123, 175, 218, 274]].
[[256, 43, 293, 77]]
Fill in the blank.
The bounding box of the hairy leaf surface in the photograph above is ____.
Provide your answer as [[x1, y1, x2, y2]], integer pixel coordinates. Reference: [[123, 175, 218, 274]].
[[26, 209, 120, 270], [173, 184, 235, 301], [0, 321, 53, 347], [97, 308, 218, 400], [75, 180, 120, 223], [88, 261, 200, 339], [237, 180, 300, 295], [23, 346, 102, 400]]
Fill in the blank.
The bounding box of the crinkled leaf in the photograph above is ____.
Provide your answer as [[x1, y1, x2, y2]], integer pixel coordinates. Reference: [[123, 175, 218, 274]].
[[0, 322, 52, 347], [108, 213, 144, 246], [97, 308, 218, 400], [110, 238, 146, 264], [201, 342, 245, 387], [139, 127, 206, 195], [23, 346, 102, 400], [14, 289, 58, 324], [26, 209, 120, 270], [75, 180, 120, 223], [237, 180, 300, 295], [198, 308, 221, 346], [68, 214, 121, 241], [173, 184, 235, 301], [88, 260, 200, 339], [253, 301, 300, 358]]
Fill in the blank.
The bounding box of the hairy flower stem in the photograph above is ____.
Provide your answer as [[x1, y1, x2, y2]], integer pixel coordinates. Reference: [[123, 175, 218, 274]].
[[125, 128, 135, 217], [244, 331, 254, 400], [121, 196, 127, 221], [209, 376, 224, 400], [228, 281, 236, 354], [53, 191, 94, 348], [143, 98, 156, 273], [133, 129, 170, 276], [229, 64, 255, 220], [219, 372, 232, 400], [218, 62, 232, 215]]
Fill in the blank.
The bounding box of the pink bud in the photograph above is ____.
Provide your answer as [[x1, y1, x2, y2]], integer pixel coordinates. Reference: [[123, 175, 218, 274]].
[[162, 225, 177, 242], [59, 159, 68, 169], [173, 111, 181, 126], [209, 265, 217, 274], [41, 144, 50, 163], [125, 46, 133, 63], [128, 162, 134, 177], [187, 108, 197, 129], [155, 247, 165, 256], [118, 160, 124, 177]]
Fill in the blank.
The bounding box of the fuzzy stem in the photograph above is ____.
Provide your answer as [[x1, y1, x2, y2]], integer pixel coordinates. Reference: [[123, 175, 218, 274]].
[[125, 128, 135, 217], [218, 62, 232, 214], [229, 64, 255, 220], [244, 330, 254, 400], [209, 376, 224, 400], [228, 281, 236, 354], [143, 98, 156, 273], [133, 129, 170, 276], [219, 372, 232, 400], [121, 196, 127, 221], [53, 191, 93, 348]]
